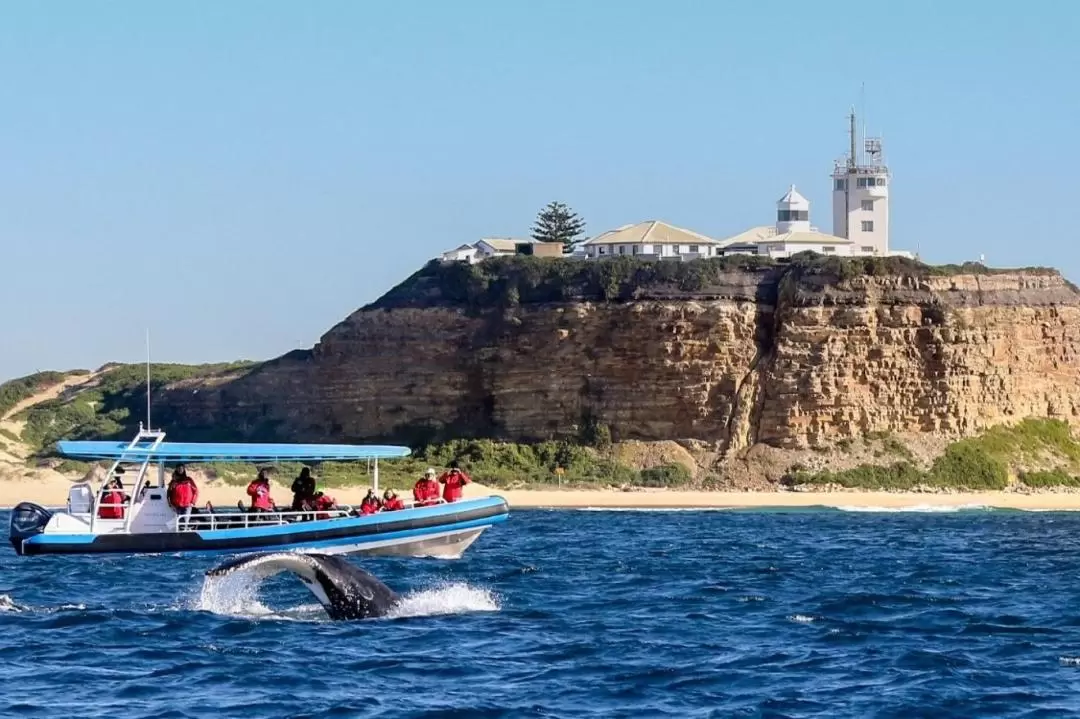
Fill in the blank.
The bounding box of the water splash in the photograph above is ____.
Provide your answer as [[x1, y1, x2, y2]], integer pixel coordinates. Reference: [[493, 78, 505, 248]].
[[195, 563, 499, 622], [386, 583, 500, 619], [195, 565, 280, 619], [0, 594, 25, 612]]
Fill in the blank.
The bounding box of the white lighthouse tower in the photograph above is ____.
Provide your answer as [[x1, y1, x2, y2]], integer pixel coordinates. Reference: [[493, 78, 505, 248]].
[[776, 185, 811, 234], [831, 109, 890, 255]]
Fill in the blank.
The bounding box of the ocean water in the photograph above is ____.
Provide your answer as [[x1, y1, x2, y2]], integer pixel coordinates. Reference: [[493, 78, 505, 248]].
[[5, 507, 1080, 718]]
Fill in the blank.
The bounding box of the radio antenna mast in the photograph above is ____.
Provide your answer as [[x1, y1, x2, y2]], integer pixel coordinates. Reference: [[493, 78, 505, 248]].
[[145, 329, 152, 431]]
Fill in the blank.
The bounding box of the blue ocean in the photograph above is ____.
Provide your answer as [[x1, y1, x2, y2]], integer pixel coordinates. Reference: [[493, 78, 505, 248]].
[[4, 507, 1080, 718]]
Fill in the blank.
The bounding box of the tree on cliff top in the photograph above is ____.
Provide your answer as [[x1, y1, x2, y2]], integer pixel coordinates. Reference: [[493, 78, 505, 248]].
[[531, 201, 586, 252]]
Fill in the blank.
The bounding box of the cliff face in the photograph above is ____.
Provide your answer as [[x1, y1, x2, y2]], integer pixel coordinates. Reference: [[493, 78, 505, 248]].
[[159, 260, 1080, 452]]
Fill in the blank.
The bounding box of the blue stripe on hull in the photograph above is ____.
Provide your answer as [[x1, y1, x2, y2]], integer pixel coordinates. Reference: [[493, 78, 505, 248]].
[[19, 496, 509, 555]]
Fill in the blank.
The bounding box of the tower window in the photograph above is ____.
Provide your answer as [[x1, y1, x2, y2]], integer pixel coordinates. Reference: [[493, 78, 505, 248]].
[[835, 179, 846, 191], [861, 200, 873, 211], [861, 221, 874, 232], [857, 178, 867, 188], [778, 210, 809, 222]]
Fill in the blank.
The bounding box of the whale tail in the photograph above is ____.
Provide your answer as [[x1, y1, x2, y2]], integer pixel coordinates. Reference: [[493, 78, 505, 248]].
[[206, 552, 399, 620]]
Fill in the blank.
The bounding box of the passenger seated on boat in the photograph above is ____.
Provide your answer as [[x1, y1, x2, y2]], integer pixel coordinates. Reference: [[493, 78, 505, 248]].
[[382, 489, 405, 511], [438, 464, 472, 503], [98, 478, 129, 520], [311, 492, 338, 520], [291, 467, 317, 511], [247, 468, 276, 512], [167, 465, 200, 515], [413, 468, 441, 507], [359, 489, 381, 515]]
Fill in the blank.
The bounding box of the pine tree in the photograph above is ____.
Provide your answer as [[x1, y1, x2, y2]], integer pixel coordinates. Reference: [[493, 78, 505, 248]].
[[531, 201, 586, 252]]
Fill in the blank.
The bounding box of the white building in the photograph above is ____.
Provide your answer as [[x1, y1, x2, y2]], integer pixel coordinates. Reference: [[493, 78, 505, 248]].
[[718, 186, 855, 258], [440, 244, 479, 263], [582, 220, 722, 260], [831, 109, 891, 255], [475, 238, 532, 259]]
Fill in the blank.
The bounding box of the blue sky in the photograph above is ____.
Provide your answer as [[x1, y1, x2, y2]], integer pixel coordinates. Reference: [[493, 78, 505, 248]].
[[2, 1, 1077, 381]]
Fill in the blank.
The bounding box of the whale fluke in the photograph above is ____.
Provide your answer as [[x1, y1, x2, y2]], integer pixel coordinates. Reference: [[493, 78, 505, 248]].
[[207, 552, 399, 620]]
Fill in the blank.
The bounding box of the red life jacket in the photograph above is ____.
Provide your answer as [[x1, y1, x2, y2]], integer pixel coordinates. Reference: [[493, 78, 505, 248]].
[[312, 494, 337, 519], [98, 490, 125, 519], [360, 497, 380, 515], [168, 477, 198, 509], [247, 479, 274, 511], [439, 470, 471, 502], [383, 497, 405, 511], [413, 479, 440, 506]]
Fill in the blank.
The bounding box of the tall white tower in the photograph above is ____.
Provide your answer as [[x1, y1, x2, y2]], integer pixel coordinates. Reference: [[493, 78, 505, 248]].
[[776, 185, 811, 234], [831, 108, 890, 255]]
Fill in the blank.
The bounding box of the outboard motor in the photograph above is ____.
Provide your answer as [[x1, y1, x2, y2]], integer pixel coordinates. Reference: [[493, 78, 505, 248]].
[[9, 502, 53, 555]]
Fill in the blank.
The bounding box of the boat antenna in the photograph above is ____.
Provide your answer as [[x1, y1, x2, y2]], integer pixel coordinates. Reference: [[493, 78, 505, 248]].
[[145, 329, 152, 431]]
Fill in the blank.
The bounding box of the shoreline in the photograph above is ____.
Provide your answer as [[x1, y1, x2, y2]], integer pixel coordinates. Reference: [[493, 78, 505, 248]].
[[2, 475, 1080, 511]]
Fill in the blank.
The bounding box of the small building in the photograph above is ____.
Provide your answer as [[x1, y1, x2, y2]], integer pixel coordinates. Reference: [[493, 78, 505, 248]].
[[475, 238, 531, 259], [438, 238, 566, 264], [440, 244, 479, 263], [516, 241, 564, 258], [582, 220, 721, 260], [718, 186, 855, 258]]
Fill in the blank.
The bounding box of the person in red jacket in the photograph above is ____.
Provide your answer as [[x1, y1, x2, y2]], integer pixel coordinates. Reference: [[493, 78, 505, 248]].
[[311, 492, 338, 520], [438, 465, 471, 503], [381, 489, 405, 511], [359, 488, 381, 515], [413, 468, 441, 507], [98, 478, 128, 520], [247, 468, 275, 512], [167, 465, 199, 514]]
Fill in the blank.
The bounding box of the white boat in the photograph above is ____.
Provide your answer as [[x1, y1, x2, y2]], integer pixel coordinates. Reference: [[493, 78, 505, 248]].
[[9, 425, 509, 558]]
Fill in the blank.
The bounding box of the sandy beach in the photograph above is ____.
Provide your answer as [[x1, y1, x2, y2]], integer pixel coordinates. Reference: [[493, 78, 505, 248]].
[[2, 472, 1080, 511]]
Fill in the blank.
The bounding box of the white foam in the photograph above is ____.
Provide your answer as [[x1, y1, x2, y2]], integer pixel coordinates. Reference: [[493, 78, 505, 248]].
[[788, 614, 816, 623], [386, 583, 500, 619], [831, 503, 993, 513], [0, 594, 24, 613], [1060, 657, 1080, 666]]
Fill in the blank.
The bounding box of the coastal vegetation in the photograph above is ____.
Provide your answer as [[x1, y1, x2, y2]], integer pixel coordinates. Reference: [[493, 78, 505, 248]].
[[16, 362, 255, 454], [0, 370, 86, 417], [788, 419, 1080, 491], [369, 253, 1061, 311]]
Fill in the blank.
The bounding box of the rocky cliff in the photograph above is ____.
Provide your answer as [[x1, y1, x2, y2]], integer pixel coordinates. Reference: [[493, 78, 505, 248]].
[[157, 256, 1080, 456]]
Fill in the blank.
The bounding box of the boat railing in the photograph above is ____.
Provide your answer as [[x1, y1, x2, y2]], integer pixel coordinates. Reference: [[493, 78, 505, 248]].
[[171, 497, 450, 532]]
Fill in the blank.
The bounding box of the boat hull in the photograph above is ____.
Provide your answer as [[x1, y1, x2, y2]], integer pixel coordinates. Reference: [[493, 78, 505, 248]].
[[11, 497, 508, 557]]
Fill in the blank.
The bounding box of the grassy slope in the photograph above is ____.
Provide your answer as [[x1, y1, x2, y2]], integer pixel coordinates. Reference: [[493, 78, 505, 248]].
[[790, 419, 1080, 491]]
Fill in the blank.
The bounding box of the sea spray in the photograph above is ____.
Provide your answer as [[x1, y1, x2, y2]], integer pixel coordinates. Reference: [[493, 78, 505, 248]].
[[386, 583, 501, 619]]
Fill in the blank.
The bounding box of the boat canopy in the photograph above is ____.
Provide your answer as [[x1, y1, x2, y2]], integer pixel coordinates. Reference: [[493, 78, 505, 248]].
[[56, 441, 411, 463]]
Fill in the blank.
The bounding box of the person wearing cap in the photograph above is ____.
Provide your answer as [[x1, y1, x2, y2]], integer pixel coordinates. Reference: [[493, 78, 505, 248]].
[[438, 463, 472, 503], [413, 468, 441, 507], [98, 476, 129, 520], [359, 488, 382, 515], [382, 488, 405, 512]]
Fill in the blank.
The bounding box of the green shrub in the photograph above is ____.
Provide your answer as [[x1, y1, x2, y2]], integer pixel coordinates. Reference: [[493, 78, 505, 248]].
[[928, 441, 1008, 490], [0, 371, 68, 417], [1019, 469, 1080, 488], [791, 462, 925, 490], [637, 463, 692, 488]]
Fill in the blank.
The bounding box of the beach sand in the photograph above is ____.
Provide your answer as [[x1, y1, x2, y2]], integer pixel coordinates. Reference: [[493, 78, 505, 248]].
[[1, 472, 1079, 511]]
